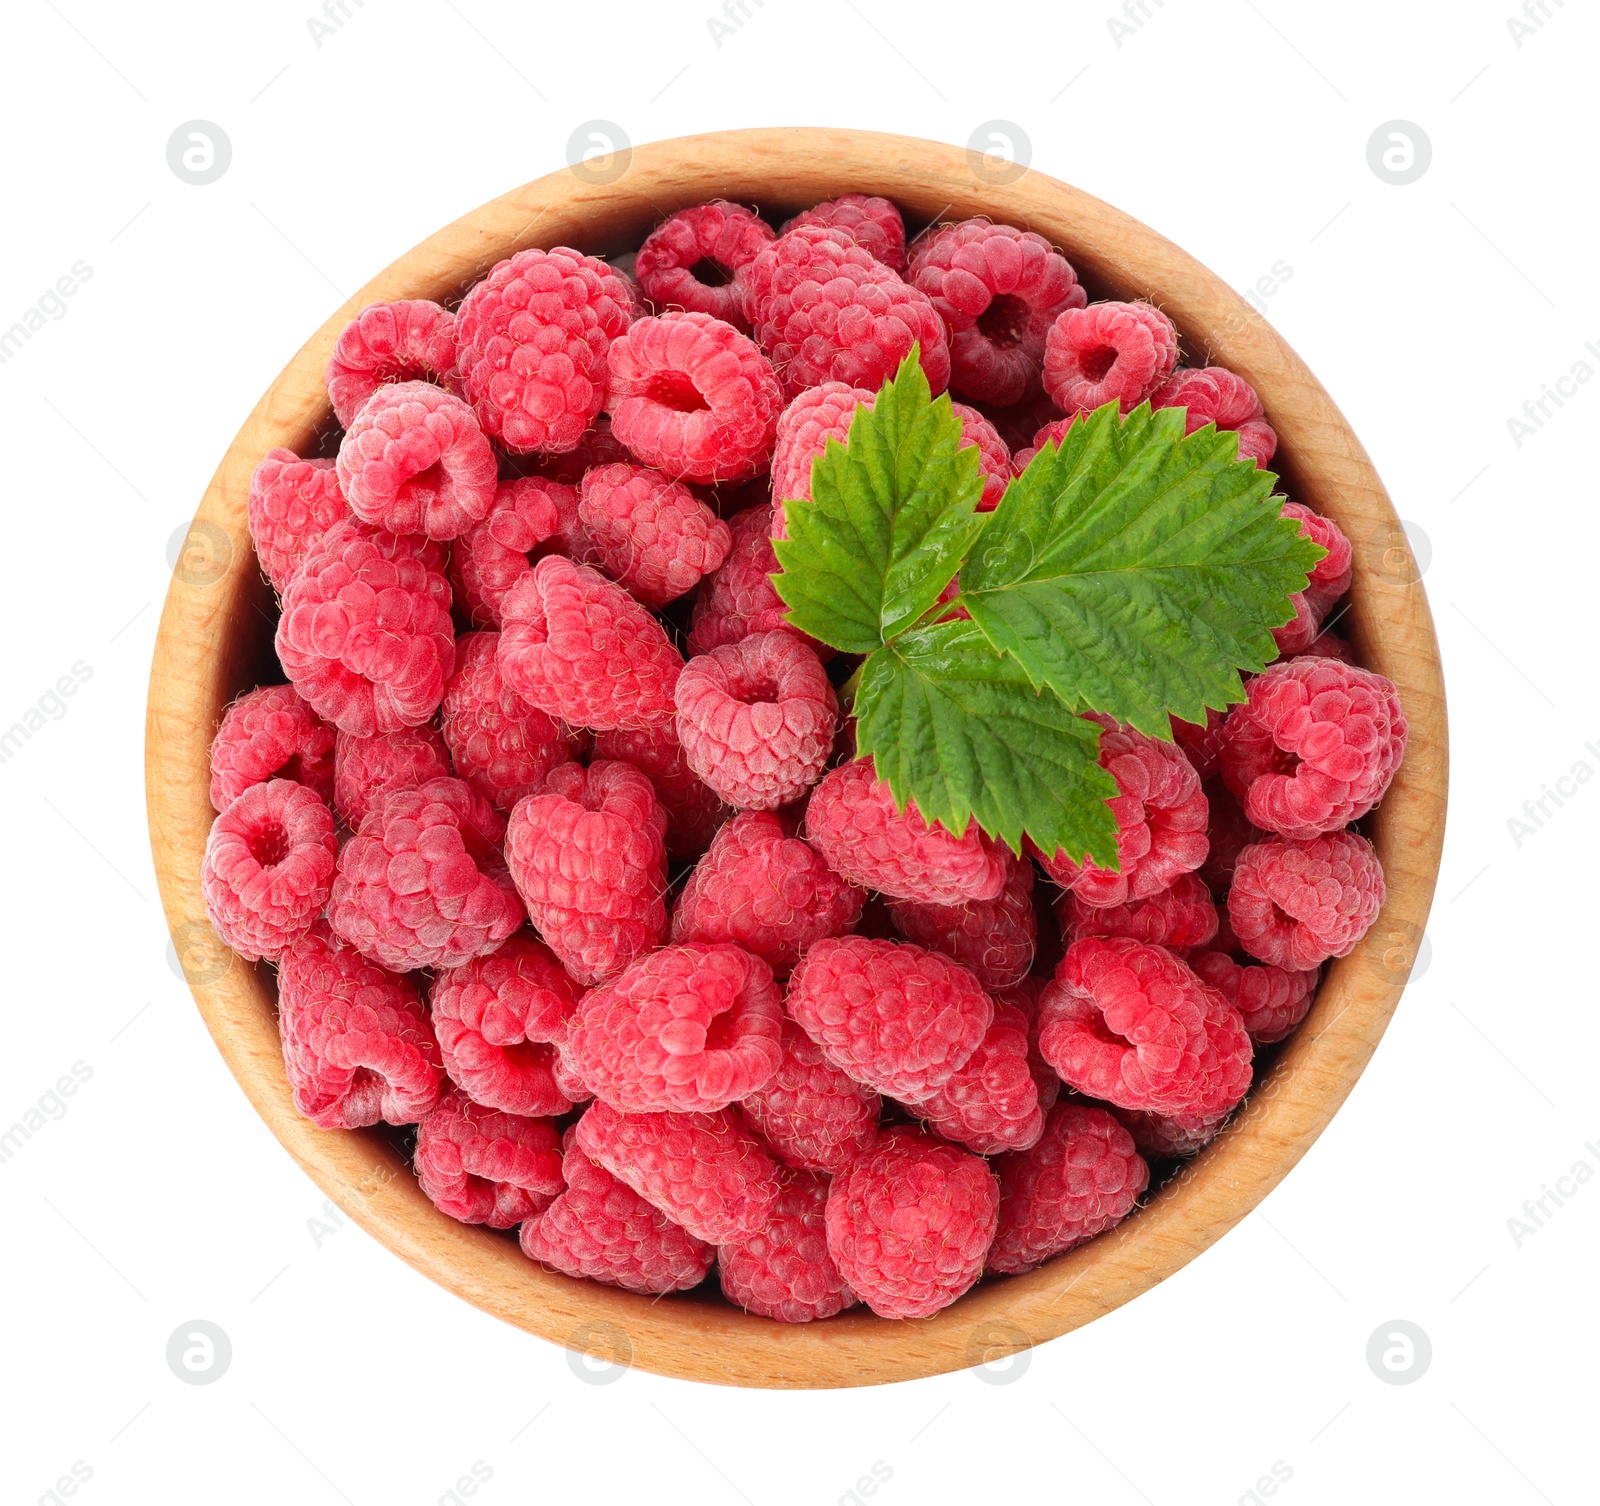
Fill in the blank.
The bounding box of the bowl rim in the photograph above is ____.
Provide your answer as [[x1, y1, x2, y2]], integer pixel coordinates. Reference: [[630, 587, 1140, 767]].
[[145, 125, 1448, 1390]]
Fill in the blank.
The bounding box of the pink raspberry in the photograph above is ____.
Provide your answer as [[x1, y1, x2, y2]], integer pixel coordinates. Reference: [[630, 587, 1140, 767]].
[[741, 1017, 881, 1173], [414, 1088, 564, 1228], [1220, 657, 1407, 838], [1042, 301, 1179, 416], [324, 299, 462, 427], [1172, 705, 1229, 781], [719, 1168, 858, 1323], [1189, 948, 1319, 1046], [824, 1126, 998, 1319], [910, 1001, 1045, 1155], [1011, 413, 1078, 471], [634, 202, 776, 330], [430, 932, 583, 1116], [687, 503, 812, 655], [332, 723, 453, 831], [504, 759, 668, 985], [577, 462, 733, 607], [769, 381, 877, 535], [455, 246, 634, 453], [1112, 1104, 1230, 1160], [606, 311, 783, 484], [1150, 367, 1277, 468], [563, 942, 783, 1113], [786, 936, 994, 1100], [805, 760, 1008, 905], [275, 518, 455, 738], [782, 194, 907, 272], [534, 416, 630, 486], [1228, 831, 1385, 970], [209, 683, 335, 811], [1199, 776, 1265, 897], [740, 225, 952, 399], [327, 776, 523, 972], [1280, 501, 1354, 616], [451, 476, 582, 628], [1309, 628, 1357, 664], [907, 219, 1087, 407], [986, 1103, 1148, 1275], [276, 926, 442, 1128], [202, 779, 336, 961], [1037, 938, 1253, 1117], [951, 401, 1013, 510], [573, 1099, 781, 1244], [498, 556, 682, 732], [247, 450, 350, 596], [1061, 872, 1219, 951], [995, 977, 1063, 1114], [591, 720, 726, 859], [1272, 593, 1322, 658], [886, 850, 1036, 990]]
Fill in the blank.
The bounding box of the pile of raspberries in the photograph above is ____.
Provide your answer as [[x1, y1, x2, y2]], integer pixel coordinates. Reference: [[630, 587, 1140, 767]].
[[201, 192, 1406, 1324]]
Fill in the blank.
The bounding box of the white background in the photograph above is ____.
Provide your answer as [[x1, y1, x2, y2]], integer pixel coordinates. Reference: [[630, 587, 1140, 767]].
[[1, 1, 1594, 1502]]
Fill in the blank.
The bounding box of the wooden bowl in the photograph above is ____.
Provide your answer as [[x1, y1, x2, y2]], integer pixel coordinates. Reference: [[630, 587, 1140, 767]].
[[145, 127, 1447, 1389]]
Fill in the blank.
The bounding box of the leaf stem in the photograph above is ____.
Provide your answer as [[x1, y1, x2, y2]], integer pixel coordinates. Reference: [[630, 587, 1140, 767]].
[[838, 660, 865, 708]]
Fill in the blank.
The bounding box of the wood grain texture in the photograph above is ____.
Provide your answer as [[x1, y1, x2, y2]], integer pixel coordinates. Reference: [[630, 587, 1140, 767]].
[[145, 127, 1448, 1389]]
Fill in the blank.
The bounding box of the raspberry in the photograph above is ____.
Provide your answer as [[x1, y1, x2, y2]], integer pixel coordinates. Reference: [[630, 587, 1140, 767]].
[[1228, 831, 1385, 970], [1038, 937, 1253, 1116], [1189, 948, 1318, 1045], [782, 194, 907, 273], [1308, 628, 1356, 664], [887, 851, 1036, 989], [1199, 776, 1265, 896], [430, 932, 583, 1116], [332, 723, 453, 831], [824, 1126, 998, 1319], [907, 220, 1086, 407], [1061, 872, 1219, 951], [277, 926, 442, 1128], [1280, 501, 1354, 616], [441, 632, 576, 812], [455, 246, 634, 453], [275, 518, 455, 738], [769, 381, 875, 515], [247, 450, 350, 596], [1011, 414, 1077, 471], [451, 476, 582, 628], [327, 776, 523, 972], [606, 312, 783, 485], [534, 416, 630, 486], [741, 1017, 880, 1173], [1220, 656, 1407, 839], [498, 556, 682, 731], [672, 810, 863, 974], [719, 1168, 858, 1322], [805, 760, 1008, 905], [1112, 1104, 1230, 1160], [414, 1088, 563, 1228], [981, 388, 1063, 454], [591, 720, 726, 859], [1150, 367, 1276, 468], [202, 779, 336, 961], [325, 299, 462, 427], [564, 942, 783, 1113], [209, 683, 335, 811], [986, 1103, 1148, 1275], [786, 936, 994, 1100], [520, 1142, 714, 1294], [995, 976, 1063, 1113], [910, 1001, 1045, 1155], [504, 759, 668, 985], [740, 225, 952, 399], [1172, 705, 1229, 781], [634, 202, 776, 330], [1042, 301, 1179, 416], [573, 1100, 781, 1243], [951, 401, 1013, 510], [577, 462, 733, 607], [687, 504, 807, 655]]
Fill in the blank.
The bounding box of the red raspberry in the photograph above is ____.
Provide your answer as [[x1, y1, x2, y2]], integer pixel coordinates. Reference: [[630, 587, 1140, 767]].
[[430, 932, 583, 1116], [328, 776, 523, 972], [1011, 413, 1077, 471], [606, 312, 783, 485], [740, 225, 952, 399], [1172, 705, 1229, 781], [741, 1017, 880, 1173], [1280, 501, 1354, 616], [782, 194, 907, 273], [769, 381, 876, 535], [1189, 948, 1318, 1045], [504, 760, 668, 985], [1308, 628, 1356, 665], [1061, 872, 1219, 951], [247, 450, 350, 596], [887, 851, 1036, 989], [786, 936, 994, 1100], [202, 779, 336, 961], [719, 1168, 858, 1322], [1199, 776, 1265, 896], [986, 1103, 1148, 1275], [275, 518, 455, 738], [907, 220, 1086, 407], [534, 416, 631, 487], [1150, 367, 1277, 468], [577, 462, 733, 607], [455, 246, 634, 454], [591, 720, 726, 859], [324, 299, 462, 427], [277, 926, 442, 1128], [332, 723, 453, 831], [634, 202, 776, 330], [451, 476, 581, 629], [1042, 301, 1179, 416], [824, 1125, 998, 1319], [1220, 656, 1407, 839], [1228, 831, 1385, 970], [951, 401, 1013, 510], [910, 1001, 1045, 1154], [995, 976, 1063, 1114], [687, 503, 805, 655], [573, 1099, 781, 1243], [980, 388, 1063, 453], [1112, 1104, 1230, 1160], [805, 760, 1009, 905], [209, 683, 335, 811], [564, 942, 783, 1113], [414, 1088, 563, 1228], [1038, 938, 1253, 1116]]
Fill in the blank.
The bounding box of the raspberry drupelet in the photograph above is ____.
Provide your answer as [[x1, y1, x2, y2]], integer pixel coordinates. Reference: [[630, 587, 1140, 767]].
[[1042, 300, 1179, 416], [450, 476, 582, 629], [413, 1088, 564, 1228], [1150, 366, 1277, 469], [247, 450, 350, 596], [208, 683, 335, 811], [324, 299, 462, 427], [719, 1168, 859, 1323], [332, 723, 453, 831], [1227, 830, 1386, 970], [634, 201, 776, 330], [577, 462, 733, 607], [781, 194, 907, 272], [887, 849, 1037, 989], [740, 1017, 881, 1174]]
